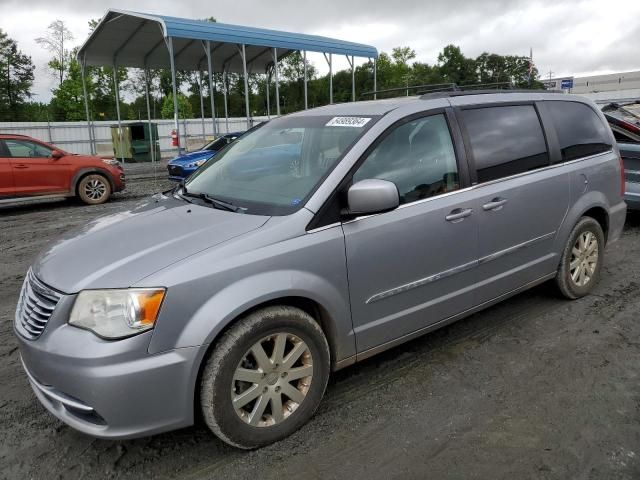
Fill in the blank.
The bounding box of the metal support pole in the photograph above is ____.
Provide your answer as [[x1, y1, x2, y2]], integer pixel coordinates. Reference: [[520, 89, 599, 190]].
[[346, 55, 355, 102], [167, 37, 181, 153], [223, 67, 229, 133], [143, 68, 156, 184], [198, 70, 206, 142], [113, 60, 124, 163], [46, 116, 53, 143], [329, 53, 333, 104], [303, 50, 308, 109], [205, 41, 217, 136], [241, 44, 251, 129], [266, 69, 271, 119], [80, 59, 95, 155], [373, 58, 377, 100], [273, 48, 280, 116]]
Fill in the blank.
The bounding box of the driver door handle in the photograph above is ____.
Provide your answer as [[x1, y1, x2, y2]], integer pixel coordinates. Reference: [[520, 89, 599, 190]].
[[445, 208, 473, 223], [482, 198, 508, 211], [13, 164, 28, 169]]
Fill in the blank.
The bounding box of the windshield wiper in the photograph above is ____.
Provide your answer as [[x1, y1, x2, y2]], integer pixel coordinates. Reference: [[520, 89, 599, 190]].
[[200, 194, 246, 213], [174, 181, 193, 203], [182, 191, 246, 213]]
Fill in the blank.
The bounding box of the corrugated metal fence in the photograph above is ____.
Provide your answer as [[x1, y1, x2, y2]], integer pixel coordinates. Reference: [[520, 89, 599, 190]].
[[0, 116, 271, 157]]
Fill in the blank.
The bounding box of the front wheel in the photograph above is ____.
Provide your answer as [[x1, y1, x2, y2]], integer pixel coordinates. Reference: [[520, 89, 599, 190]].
[[200, 306, 330, 449], [77, 174, 111, 205], [556, 216, 605, 299]]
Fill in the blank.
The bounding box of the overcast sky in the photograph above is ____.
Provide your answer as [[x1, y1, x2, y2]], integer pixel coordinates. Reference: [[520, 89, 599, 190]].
[[3, 0, 639, 101]]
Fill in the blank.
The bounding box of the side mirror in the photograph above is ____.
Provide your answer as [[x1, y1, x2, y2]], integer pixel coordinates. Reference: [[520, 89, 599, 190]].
[[347, 179, 399, 215], [51, 150, 64, 159]]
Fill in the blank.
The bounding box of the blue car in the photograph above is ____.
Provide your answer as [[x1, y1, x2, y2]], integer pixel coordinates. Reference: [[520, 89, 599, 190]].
[[167, 132, 243, 181]]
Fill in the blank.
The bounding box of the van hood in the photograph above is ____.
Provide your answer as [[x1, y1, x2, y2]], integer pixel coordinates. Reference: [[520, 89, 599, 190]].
[[32, 195, 269, 293]]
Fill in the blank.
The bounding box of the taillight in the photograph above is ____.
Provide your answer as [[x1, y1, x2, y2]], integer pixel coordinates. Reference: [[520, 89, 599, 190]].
[[619, 154, 625, 197]]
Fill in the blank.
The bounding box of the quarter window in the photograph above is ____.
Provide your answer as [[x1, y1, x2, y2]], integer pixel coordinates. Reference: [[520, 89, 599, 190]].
[[546, 101, 612, 161], [462, 105, 549, 183], [353, 114, 459, 204]]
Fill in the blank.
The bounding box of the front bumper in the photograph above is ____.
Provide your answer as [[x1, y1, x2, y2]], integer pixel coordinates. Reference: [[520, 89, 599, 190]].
[[167, 165, 196, 181], [16, 296, 202, 439]]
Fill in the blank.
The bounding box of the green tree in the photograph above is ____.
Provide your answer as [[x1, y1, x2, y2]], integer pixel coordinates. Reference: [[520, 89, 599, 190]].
[[49, 53, 92, 121], [161, 93, 193, 119], [437, 45, 478, 85], [0, 29, 35, 121], [35, 20, 74, 86]]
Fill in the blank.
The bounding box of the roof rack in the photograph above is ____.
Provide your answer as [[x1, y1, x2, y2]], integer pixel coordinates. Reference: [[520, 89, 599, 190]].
[[360, 83, 458, 100], [360, 81, 557, 101], [420, 88, 562, 99]]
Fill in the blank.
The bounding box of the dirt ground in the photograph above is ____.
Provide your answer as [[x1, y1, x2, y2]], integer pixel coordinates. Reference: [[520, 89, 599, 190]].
[[1, 170, 640, 479]]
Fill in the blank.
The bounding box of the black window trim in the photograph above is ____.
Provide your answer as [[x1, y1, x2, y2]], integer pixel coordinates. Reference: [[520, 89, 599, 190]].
[[455, 101, 552, 185], [306, 107, 470, 231]]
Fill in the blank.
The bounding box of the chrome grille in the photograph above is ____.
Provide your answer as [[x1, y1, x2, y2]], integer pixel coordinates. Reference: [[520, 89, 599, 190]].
[[15, 270, 61, 340], [168, 165, 183, 176]]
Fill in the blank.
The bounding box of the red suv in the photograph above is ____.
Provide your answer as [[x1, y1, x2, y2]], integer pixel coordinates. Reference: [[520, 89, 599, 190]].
[[0, 134, 125, 205]]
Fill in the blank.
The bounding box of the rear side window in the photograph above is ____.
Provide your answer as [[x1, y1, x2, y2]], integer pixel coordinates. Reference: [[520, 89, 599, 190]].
[[462, 105, 549, 183], [546, 101, 612, 162]]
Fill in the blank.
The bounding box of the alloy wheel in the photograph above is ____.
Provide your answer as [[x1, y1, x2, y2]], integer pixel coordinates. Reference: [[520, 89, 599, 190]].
[[231, 333, 313, 427], [84, 178, 107, 200], [569, 231, 599, 287]]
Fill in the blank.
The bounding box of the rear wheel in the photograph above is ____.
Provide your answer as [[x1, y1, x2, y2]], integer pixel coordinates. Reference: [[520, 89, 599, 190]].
[[200, 306, 330, 449], [77, 174, 111, 205], [556, 216, 605, 299]]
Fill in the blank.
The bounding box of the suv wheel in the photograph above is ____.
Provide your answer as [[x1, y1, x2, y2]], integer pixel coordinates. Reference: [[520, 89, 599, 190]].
[[556, 216, 605, 299], [78, 174, 111, 205], [200, 306, 330, 449]]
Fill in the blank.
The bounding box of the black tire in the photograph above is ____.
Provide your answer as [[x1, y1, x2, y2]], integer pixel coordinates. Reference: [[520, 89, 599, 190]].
[[556, 216, 605, 299], [200, 306, 330, 449], [77, 174, 111, 205]]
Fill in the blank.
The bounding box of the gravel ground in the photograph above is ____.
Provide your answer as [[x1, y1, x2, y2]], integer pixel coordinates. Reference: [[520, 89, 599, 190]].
[[1, 172, 640, 479]]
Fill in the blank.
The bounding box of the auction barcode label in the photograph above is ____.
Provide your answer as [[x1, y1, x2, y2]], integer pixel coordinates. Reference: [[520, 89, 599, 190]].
[[326, 117, 372, 128]]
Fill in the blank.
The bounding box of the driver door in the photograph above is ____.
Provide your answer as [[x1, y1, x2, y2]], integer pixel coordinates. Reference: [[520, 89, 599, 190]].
[[343, 112, 481, 354], [6, 139, 70, 196]]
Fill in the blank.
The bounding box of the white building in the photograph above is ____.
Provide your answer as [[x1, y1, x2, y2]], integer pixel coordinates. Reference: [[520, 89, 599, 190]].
[[545, 70, 640, 104]]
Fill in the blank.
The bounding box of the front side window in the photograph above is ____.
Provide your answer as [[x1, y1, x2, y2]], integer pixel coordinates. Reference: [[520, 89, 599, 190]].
[[185, 115, 378, 215], [4, 139, 53, 158], [462, 105, 549, 183], [546, 101, 612, 161], [353, 114, 459, 204]]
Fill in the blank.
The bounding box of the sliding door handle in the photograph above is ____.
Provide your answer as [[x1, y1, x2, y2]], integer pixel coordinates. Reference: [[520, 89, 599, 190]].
[[445, 208, 473, 223], [482, 198, 508, 211]]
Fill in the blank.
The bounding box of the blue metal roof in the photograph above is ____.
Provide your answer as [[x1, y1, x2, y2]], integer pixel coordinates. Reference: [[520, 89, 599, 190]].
[[78, 9, 378, 72], [157, 14, 378, 58]]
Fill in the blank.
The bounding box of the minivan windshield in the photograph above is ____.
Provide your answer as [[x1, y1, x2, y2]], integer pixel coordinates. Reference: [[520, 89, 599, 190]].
[[184, 114, 378, 215]]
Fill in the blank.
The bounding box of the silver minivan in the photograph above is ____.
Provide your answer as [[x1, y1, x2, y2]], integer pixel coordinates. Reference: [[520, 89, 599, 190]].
[[15, 91, 626, 449]]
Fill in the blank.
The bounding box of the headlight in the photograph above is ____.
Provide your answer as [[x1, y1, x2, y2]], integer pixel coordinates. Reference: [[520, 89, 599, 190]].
[[102, 159, 120, 166], [69, 289, 166, 339], [186, 158, 210, 168]]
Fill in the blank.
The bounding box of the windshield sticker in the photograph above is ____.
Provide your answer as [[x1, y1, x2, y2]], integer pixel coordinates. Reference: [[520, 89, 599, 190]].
[[290, 198, 301, 206], [326, 117, 372, 128]]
